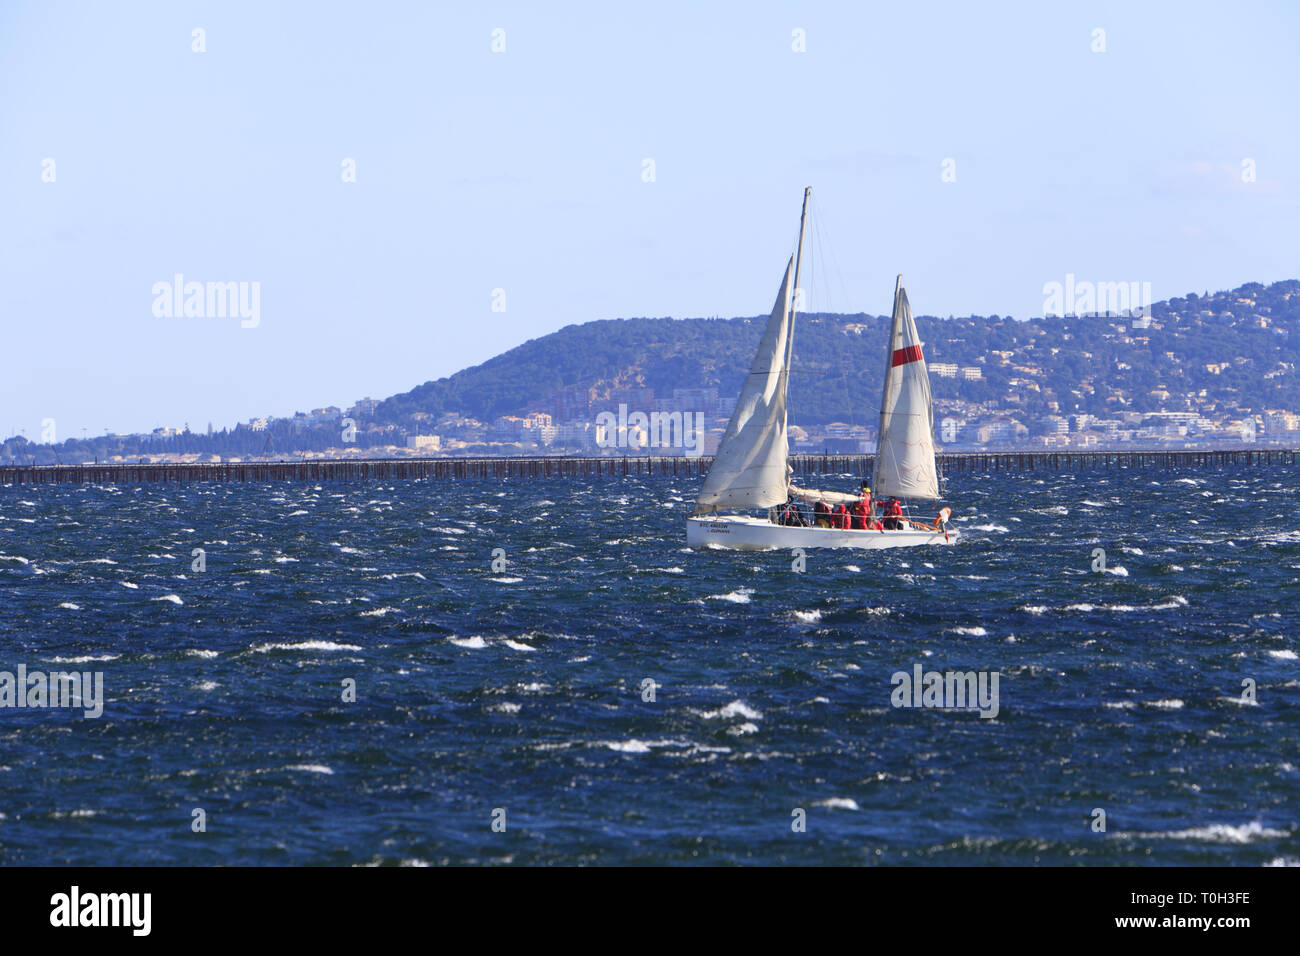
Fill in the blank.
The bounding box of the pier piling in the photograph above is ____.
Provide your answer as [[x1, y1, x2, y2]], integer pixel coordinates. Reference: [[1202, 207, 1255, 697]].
[[0, 449, 1294, 486]]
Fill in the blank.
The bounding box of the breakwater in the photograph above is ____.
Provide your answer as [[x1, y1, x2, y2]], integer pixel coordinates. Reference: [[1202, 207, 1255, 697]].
[[0, 449, 1294, 485]]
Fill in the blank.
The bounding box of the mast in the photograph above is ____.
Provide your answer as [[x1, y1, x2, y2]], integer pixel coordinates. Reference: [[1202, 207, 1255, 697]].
[[872, 276, 902, 494], [784, 188, 812, 372], [883, 274, 903, 416]]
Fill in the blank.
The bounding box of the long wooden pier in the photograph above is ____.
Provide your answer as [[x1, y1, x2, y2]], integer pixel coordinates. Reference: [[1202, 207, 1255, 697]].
[[0, 449, 1294, 485]]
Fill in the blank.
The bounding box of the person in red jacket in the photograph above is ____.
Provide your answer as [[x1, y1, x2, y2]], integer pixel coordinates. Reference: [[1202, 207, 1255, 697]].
[[851, 482, 872, 530], [832, 503, 850, 529], [852, 486, 873, 530], [883, 497, 904, 530]]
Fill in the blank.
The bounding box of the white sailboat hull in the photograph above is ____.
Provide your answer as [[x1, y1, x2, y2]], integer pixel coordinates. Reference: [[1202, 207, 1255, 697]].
[[686, 514, 959, 550]]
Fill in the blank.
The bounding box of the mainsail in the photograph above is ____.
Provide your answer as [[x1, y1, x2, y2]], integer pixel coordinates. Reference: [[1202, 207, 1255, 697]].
[[694, 258, 795, 513], [871, 277, 939, 500]]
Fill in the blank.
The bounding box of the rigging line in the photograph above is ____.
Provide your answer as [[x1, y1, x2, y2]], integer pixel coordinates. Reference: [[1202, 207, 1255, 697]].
[[788, 198, 813, 438], [810, 192, 853, 323], [809, 194, 864, 447], [797, 197, 833, 437]]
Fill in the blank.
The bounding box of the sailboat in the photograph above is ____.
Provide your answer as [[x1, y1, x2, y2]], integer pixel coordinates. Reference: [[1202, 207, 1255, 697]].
[[686, 187, 958, 550]]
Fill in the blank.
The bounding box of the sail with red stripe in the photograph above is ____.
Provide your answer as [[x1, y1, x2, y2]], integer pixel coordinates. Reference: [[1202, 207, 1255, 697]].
[[891, 343, 924, 366], [872, 277, 939, 500]]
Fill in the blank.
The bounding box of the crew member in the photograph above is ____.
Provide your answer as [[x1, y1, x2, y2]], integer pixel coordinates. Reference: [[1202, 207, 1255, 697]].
[[778, 500, 806, 526], [852, 481, 873, 530]]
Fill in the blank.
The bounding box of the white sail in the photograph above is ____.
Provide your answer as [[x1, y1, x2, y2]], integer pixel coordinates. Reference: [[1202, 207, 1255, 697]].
[[694, 258, 795, 513], [788, 486, 860, 505], [872, 279, 939, 500]]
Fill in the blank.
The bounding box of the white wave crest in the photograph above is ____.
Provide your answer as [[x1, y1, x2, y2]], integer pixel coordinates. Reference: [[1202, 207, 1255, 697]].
[[813, 797, 860, 811], [604, 740, 653, 753], [448, 636, 488, 649], [251, 640, 361, 653], [702, 700, 763, 720], [1128, 821, 1287, 843]]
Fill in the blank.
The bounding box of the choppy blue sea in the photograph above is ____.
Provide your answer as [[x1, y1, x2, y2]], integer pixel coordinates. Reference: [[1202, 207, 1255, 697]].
[[1, 466, 1297, 865]]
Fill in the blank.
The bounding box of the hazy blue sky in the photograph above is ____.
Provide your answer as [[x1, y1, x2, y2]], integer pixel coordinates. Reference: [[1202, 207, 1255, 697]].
[[3, 1, 1297, 438]]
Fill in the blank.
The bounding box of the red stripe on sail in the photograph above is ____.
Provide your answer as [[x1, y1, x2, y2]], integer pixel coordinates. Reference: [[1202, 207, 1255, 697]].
[[891, 344, 923, 366]]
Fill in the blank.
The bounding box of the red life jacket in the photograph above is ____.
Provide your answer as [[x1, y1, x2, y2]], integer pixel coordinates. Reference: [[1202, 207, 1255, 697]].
[[887, 499, 902, 517], [832, 504, 850, 529], [851, 499, 869, 530]]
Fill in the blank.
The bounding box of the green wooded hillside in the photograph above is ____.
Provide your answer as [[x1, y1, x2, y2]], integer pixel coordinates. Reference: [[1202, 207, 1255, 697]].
[[376, 279, 1300, 426]]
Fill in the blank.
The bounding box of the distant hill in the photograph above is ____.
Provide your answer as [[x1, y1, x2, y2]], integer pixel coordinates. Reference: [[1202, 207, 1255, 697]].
[[6, 279, 1299, 464], [375, 279, 1300, 426]]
